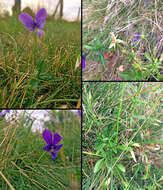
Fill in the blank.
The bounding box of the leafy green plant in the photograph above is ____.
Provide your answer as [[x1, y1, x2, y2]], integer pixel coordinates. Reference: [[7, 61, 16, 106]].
[[83, 0, 163, 81], [83, 82, 163, 190], [121, 52, 163, 81], [0, 15, 81, 108], [84, 39, 106, 64]]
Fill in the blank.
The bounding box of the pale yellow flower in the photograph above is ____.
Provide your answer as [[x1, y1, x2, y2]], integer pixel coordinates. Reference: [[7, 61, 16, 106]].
[[109, 32, 126, 49]]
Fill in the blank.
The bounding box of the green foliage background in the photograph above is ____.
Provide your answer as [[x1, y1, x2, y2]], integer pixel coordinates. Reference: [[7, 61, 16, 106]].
[[83, 82, 163, 190], [0, 110, 81, 189], [0, 14, 81, 108]]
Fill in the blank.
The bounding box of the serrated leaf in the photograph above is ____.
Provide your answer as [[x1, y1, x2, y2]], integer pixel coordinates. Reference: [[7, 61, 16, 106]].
[[94, 158, 104, 173], [117, 164, 126, 173]]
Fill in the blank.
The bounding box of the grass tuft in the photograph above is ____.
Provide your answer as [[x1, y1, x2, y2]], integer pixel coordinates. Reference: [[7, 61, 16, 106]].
[[0, 15, 81, 108], [83, 82, 163, 190], [0, 110, 81, 189]]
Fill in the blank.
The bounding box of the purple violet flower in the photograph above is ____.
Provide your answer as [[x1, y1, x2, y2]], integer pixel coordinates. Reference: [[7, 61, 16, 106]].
[[78, 110, 81, 117], [82, 56, 86, 69], [0, 110, 10, 118], [19, 8, 47, 38], [132, 33, 141, 42], [97, 49, 101, 55], [42, 128, 63, 161]]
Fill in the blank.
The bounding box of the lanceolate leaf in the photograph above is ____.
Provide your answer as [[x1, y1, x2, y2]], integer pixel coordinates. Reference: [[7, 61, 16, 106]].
[[99, 54, 105, 64], [94, 158, 104, 173], [117, 164, 126, 173]]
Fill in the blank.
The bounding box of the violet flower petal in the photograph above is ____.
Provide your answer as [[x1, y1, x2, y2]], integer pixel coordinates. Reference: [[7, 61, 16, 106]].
[[97, 49, 101, 55], [133, 37, 140, 42], [19, 13, 35, 31], [43, 145, 52, 152], [132, 33, 140, 37], [0, 111, 5, 117], [42, 129, 63, 161], [42, 128, 52, 145], [132, 33, 141, 42], [82, 56, 85, 69], [78, 110, 81, 117], [53, 144, 63, 151], [53, 133, 62, 145], [36, 29, 44, 38], [51, 151, 58, 161], [0, 110, 10, 118], [35, 8, 47, 29]]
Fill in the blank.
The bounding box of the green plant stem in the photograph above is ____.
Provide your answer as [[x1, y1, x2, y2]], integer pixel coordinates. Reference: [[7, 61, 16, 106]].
[[116, 83, 125, 145], [83, 151, 102, 157], [36, 151, 46, 164], [117, 43, 136, 61]]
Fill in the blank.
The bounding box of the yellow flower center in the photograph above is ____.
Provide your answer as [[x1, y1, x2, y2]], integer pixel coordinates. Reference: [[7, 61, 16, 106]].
[[35, 28, 39, 32]]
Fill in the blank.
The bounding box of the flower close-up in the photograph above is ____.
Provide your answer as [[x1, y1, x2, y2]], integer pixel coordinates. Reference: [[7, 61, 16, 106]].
[[0, 110, 10, 118], [42, 128, 63, 161], [132, 33, 141, 42], [132, 33, 146, 42], [19, 8, 47, 38], [109, 32, 126, 49]]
